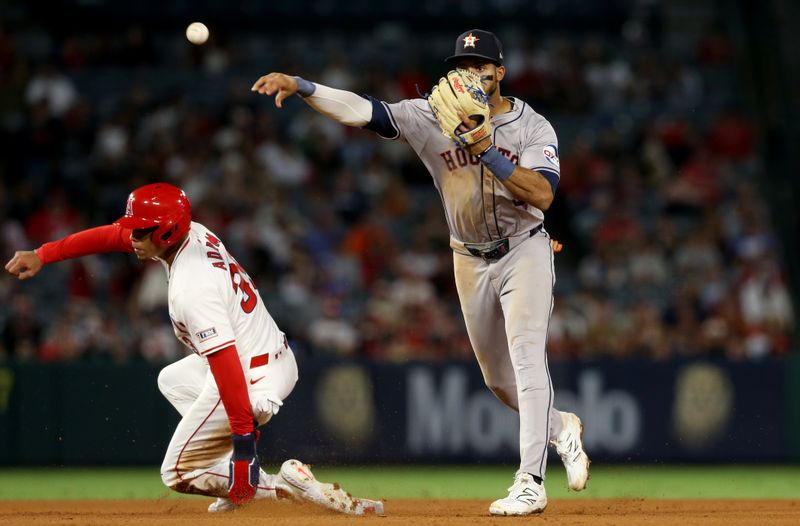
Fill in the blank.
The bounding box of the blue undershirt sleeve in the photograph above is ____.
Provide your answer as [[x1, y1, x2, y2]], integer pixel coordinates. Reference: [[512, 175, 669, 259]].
[[536, 168, 559, 195], [361, 96, 400, 139]]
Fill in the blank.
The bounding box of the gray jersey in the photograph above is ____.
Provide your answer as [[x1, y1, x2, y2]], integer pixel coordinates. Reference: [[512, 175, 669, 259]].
[[377, 97, 560, 244], [358, 89, 587, 485]]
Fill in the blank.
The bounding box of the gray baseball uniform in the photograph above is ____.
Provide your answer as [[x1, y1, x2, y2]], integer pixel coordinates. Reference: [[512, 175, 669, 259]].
[[365, 96, 564, 478]]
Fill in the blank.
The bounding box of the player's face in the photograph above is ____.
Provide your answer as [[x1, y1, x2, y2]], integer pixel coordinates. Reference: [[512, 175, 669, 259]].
[[130, 227, 163, 260], [454, 59, 506, 97]]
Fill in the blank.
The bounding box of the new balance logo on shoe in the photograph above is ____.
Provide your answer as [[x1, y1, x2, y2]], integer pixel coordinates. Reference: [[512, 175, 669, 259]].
[[515, 487, 541, 506], [489, 473, 547, 516], [551, 412, 591, 492]]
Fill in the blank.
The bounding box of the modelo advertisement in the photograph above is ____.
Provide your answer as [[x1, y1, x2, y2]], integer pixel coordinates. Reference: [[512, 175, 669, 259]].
[[0, 358, 790, 465]]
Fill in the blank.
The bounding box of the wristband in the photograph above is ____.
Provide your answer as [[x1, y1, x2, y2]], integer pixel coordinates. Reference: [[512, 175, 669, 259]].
[[476, 143, 494, 158], [294, 76, 316, 97], [479, 146, 515, 181], [231, 432, 257, 460]]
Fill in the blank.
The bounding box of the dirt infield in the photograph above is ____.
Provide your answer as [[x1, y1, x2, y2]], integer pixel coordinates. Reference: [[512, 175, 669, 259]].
[[1, 498, 797, 525]]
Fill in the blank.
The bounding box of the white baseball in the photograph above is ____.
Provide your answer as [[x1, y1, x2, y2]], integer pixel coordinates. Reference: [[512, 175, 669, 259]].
[[186, 22, 209, 45]]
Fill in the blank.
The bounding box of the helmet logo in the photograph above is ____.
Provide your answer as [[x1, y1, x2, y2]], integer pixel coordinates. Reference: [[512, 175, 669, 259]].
[[125, 195, 134, 217], [463, 33, 479, 48]]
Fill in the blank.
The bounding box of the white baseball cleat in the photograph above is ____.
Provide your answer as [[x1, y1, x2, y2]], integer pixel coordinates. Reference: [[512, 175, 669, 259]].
[[277, 459, 385, 516], [207, 497, 236, 513], [489, 472, 548, 516], [551, 411, 591, 491]]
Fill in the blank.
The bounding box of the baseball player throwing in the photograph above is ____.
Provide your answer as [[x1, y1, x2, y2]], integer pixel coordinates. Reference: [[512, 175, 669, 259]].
[[4, 183, 383, 516], [252, 29, 590, 515]]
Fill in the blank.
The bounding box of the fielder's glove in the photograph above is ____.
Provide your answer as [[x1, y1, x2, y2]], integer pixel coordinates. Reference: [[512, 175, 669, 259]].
[[428, 69, 491, 146], [228, 431, 260, 505]]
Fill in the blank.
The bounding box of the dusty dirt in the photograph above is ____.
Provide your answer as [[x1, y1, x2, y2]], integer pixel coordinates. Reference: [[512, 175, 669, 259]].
[[1, 498, 798, 525]]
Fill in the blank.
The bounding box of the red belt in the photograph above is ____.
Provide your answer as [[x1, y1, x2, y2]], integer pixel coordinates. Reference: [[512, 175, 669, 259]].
[[249, 336, 288, 369]]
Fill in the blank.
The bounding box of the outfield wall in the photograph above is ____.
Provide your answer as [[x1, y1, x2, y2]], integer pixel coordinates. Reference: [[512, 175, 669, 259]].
[[0, 357, 794, 465]]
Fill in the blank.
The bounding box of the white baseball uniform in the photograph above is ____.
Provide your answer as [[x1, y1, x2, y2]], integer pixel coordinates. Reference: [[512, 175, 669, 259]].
[[157, 221, 298, 498], [363, 96, 565, 478]]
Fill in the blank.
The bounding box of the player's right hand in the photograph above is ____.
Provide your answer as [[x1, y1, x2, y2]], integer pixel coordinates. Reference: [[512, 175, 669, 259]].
[[250, 73, 298, 108], [4, 250, 43, 280], [228, 431, 260, 505]]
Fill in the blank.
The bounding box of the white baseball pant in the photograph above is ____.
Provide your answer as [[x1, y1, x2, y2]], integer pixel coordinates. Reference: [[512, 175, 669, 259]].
[[157, 346, 298, 497]]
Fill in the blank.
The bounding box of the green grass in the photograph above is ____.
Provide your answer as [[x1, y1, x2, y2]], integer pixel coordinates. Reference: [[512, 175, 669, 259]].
[[1, 465, 800, 500]]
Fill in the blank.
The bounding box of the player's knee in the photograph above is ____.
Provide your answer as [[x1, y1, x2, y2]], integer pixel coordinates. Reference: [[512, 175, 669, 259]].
[[516, 364, 549, 393], [486, 382, 518, 410], [160, 467, 180, 490], [160, 448, 185, 489], [160, 464, 196, 495], [157, 363, 181, 397], [156, 367, 172, 397], [165, 480, 193, 495], [510, 343, 549, 392]]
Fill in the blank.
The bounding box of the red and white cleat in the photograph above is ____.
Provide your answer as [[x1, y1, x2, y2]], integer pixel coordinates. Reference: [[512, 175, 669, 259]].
[[277, 459, 385, 516]]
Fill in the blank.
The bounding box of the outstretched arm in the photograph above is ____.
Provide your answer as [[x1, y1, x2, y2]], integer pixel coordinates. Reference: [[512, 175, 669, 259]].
[[5, 224, 133, 280], [251, 73, 374, 126]]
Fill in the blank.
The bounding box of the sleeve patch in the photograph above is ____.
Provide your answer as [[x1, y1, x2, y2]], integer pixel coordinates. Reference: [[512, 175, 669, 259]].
[[543, 144, 560, 168], [196, 327, 218, 342]]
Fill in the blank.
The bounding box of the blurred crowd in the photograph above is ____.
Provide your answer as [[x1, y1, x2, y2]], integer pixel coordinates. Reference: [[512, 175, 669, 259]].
[[0, 20, 793, 364]]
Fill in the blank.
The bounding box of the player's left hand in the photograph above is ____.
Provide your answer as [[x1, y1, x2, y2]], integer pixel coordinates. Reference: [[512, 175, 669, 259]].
[[457, 110, 493, 157], [4, 250, 43, 280], [228, 432, 260, 505], [428, 69, 492, 148]]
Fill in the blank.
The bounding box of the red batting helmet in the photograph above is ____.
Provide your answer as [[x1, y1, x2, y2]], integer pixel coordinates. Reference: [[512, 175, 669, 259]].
[[116, 183, 192, 248]]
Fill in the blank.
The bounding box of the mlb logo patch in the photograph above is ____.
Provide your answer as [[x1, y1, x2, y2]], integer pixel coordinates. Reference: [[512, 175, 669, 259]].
[[543, 144, 560, 168], [196, 327, 218, 342]]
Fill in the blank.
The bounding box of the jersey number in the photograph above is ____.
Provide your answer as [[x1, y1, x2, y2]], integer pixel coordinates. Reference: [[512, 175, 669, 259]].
[[229, 262, 257, 314]]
